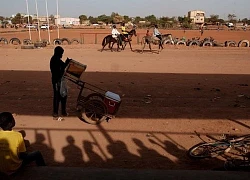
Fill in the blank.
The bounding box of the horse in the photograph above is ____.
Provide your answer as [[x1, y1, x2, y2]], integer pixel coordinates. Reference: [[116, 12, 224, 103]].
[[141, 34, 174, 54], [101, 29, 137, 52]]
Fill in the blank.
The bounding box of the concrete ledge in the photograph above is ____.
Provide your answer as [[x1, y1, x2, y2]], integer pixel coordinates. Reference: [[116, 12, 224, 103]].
[[10, 167, 250, 180]]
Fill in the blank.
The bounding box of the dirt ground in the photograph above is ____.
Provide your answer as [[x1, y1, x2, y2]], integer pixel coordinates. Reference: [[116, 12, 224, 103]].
[[0, 29, 250, 170]]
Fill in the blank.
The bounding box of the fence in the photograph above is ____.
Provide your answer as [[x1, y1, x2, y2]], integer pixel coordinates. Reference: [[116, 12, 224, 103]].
[[80, 32, 144, 45]]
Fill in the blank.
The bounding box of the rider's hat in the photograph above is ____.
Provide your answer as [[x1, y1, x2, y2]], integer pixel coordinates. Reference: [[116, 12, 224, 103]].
[[113, 24, 116, 28]]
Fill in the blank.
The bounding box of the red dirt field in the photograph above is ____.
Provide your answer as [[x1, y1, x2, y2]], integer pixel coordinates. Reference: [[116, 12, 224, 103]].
[[0, 30, 250, 171]]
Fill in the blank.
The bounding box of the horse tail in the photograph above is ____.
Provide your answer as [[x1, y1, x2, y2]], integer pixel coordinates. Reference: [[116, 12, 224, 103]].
[[102, 36, 106, 46]]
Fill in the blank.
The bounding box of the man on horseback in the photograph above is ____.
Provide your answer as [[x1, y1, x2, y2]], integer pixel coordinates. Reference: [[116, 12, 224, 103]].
[[153, 25, 164, 49], [121, 22, 129, 41], [111, 25, 122, 46]]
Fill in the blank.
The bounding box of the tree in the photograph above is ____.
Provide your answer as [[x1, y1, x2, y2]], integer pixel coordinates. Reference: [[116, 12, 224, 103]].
[[134, 16, 144, 24], [209, 14, 219, 24], [88, 16, 98, 24], [24, 16, 33, 24], [97, 14, 112, 25], [79, 14, 87, 24], [110, 12, 123, 24], [0, 16, 4, 21], [241, 18, 249, 24], [145, 15, 157, 25], [11, 13, 22, 24], [159, 16, 171, 28], [228, 14, 236, 23], [178, 16, 192, 28], [49, 14, 55, 24], [123, 15, 131, 23]]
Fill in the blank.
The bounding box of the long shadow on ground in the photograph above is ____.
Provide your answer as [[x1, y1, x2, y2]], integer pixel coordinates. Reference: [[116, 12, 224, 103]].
[[0, 70, 249, 120]]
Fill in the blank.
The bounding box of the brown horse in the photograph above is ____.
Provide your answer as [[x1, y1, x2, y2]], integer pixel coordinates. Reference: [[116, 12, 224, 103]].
[[101, 29, 137, 52]]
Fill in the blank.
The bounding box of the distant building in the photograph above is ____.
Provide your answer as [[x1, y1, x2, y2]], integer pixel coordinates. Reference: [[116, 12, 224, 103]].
[[188, 10, 205, 24], [55, 17, 80, 26]]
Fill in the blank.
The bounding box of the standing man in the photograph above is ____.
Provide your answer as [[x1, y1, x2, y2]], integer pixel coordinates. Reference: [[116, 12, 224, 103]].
[[50, 46, 70, 119], [200, 24, 204, 36]]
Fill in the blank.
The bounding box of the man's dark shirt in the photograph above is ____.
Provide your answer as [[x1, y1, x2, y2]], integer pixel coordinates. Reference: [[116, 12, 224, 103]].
[[50, 55, 68, 84]]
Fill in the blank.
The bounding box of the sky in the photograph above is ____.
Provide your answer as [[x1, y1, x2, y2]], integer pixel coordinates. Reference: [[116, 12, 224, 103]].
[[0, 0, 249, 19]]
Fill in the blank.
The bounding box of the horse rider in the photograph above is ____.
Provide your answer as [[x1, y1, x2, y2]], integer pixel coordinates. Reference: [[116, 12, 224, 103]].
[[111, 25, 122, 46], [153, 24, 164, 49], [121, 22, 129, 41], [153, 25, 162, 42], [145, 28, 151, 44]]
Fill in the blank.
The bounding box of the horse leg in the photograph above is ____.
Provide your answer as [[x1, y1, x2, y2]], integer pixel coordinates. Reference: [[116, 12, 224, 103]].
[[101, 42, 108, 52], [123, 42, 127, 50], [160, 42, 164, 50], [141, 41, 146, 53], [117, 42, 120, 52], [129, 41, 133, 51], [149, 43, 152, 52], [110, 42, 115, 52]]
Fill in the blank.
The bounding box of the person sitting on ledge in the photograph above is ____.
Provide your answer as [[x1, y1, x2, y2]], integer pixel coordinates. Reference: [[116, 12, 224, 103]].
[[0, 112, 46, 175]]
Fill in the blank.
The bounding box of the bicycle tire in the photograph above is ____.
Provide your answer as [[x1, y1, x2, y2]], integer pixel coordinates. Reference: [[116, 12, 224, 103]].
[[79, 99, 107, 125], [188, 142, 230, 159]]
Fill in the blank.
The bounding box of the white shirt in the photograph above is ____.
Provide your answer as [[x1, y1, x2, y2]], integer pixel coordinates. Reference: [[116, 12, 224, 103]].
[[112, 28, 120, 38], [153, 28, 161, 36]]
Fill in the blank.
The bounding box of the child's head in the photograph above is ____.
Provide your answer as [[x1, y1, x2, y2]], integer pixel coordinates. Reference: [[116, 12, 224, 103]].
[[0, 112, 15, 130]]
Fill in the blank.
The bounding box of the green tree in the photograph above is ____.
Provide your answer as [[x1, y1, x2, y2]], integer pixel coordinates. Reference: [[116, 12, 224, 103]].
[[209, 14, 219, 24], [178, 16, 192, 28], [24, 16, 33, 24], [88, 16, 98, 24], [123, 15, 131, 23], [145, 15, 157, 25], [110, 12, 123, 24], [159, 16, 171, 28], [79, 14, 87, 24], [134, 16, 144, 24], [217, 18, 225, 24], [11, 13, 22, 24], [97, 14, 112, 24], [0, 16, 4, 21]]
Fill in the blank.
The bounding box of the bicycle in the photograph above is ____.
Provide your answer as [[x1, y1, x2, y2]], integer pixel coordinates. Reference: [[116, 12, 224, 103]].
[[187, 134, 250, 159]]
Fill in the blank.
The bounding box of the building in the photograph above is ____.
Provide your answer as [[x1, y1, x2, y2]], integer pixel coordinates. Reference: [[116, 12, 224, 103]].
[[188, 10, 205, 24], [55, 17, 80, 26]]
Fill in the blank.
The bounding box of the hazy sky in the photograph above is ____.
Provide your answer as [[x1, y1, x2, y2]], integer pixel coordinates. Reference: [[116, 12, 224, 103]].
[[0, 0, 249, 19]]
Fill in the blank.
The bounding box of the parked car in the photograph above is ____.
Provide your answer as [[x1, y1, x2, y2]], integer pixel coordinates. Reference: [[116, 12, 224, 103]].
[[226, 22, 234, 28], [25, 24, 37, 29], [40, 24, 49, 29]]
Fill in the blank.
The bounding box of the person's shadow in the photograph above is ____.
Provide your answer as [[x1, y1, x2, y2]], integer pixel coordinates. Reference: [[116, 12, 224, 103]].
[[29, 133, 56, 166], [62, 136, 84, 166], [106, 140, 140, 169], [132, 138, 173, 169], [150, 139, 225, 170], [82, 141, 105, 168]]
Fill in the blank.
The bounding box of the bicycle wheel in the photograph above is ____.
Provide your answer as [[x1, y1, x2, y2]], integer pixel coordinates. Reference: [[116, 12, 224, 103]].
[[80, 99, 107, 125], [188, 142, 230, 159]]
